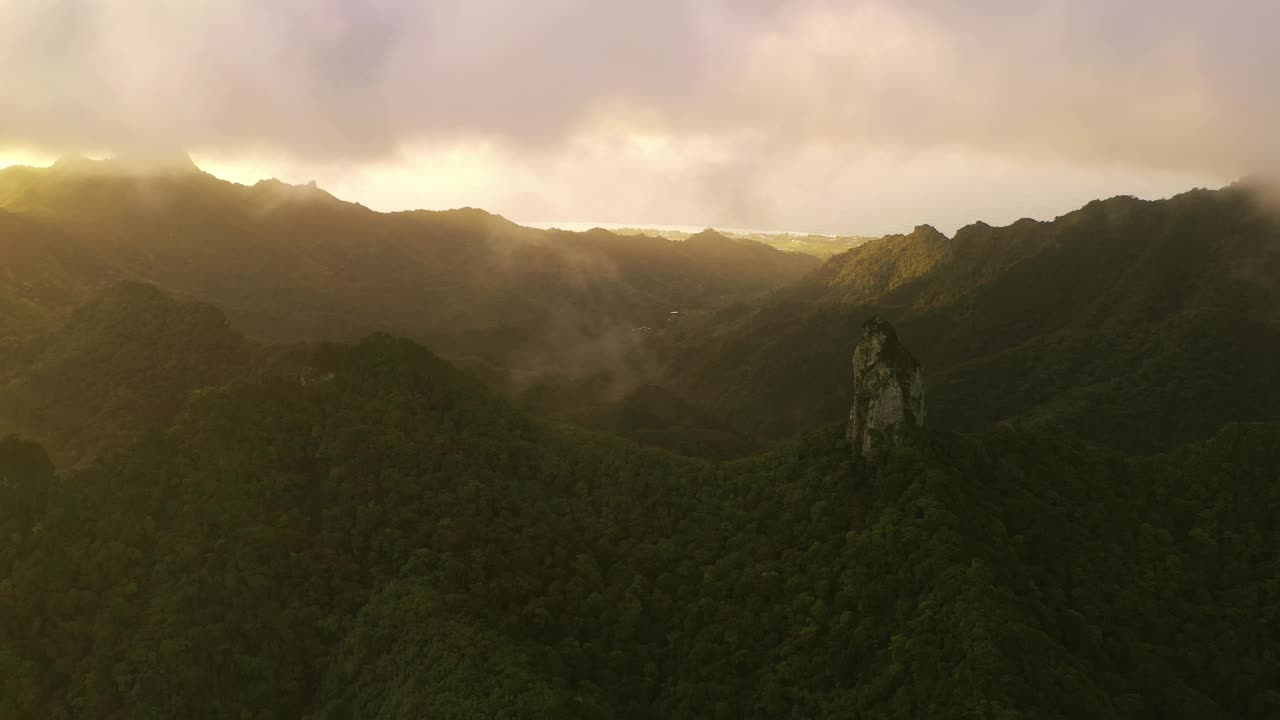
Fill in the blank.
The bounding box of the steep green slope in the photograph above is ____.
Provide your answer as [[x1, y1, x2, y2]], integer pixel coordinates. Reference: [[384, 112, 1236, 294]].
[[0, 282, 261, 467], [805, 224, 952, 303], [664, 184, 1280, 453], [1, 331, 1276, 718]]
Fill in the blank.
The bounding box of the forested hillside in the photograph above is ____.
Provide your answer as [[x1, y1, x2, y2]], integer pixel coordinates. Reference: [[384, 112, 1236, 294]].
[[2, 331, 1276, 718], [0, 156, 816, 392], [658, 183, 1280, 454], [0, 282, 266, 467], [0, 208, 109, 338]]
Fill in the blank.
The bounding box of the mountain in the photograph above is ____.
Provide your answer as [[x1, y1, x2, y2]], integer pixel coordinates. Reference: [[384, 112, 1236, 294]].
[[659, 183, 1280, 453], [1, 323, 1276, 718], [0, 159, 817, 401]]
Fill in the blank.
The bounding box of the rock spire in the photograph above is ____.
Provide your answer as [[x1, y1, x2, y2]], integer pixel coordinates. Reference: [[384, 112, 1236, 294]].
[[847, 316, 925, 454]]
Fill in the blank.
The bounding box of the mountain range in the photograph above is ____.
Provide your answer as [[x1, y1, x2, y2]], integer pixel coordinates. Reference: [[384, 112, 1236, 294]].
[[7, 156, 1278, 460], [1, 157, 1278, 717]]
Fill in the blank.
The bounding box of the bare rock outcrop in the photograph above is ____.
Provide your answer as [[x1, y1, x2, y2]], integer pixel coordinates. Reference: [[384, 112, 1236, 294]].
[[847, 316, 925, 454]]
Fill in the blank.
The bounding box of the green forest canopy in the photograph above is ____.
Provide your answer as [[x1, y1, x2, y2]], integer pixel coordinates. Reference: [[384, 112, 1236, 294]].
[[1, 335, 1276, 718]]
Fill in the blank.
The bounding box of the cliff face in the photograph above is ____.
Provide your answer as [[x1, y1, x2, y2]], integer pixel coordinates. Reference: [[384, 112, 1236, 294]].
[[847, 317, 925, 454]]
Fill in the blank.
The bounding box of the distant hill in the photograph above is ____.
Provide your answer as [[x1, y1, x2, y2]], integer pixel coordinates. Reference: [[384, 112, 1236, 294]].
[[609, 225, 876, 258]]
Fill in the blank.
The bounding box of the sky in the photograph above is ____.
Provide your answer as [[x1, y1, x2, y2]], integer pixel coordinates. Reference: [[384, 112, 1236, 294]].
[[1, 0, 1275, 235]]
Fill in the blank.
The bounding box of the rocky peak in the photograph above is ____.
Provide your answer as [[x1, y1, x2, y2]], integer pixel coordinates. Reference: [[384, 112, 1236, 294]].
[[847, 316, 925, 455]]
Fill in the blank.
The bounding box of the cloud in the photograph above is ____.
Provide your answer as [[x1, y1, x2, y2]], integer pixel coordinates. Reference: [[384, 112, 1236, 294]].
[[0, 1, 1271, 230], [727, 1, 1280, 175], [0, 0, 753, 158]]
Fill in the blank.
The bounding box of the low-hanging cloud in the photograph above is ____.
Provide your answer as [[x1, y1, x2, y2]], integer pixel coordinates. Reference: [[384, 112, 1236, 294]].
[[0, 1, 1275, 232]]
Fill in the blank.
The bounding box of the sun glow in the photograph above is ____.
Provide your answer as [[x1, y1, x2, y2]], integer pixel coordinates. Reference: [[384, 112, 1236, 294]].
[[0, 149, 55, 169]]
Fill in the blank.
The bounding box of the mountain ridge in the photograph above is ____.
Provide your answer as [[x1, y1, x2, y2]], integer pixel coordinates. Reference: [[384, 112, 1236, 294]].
[[655, 182, 1280, 454], [0, 160, 818, 410], [1, 155, 1273, 458]]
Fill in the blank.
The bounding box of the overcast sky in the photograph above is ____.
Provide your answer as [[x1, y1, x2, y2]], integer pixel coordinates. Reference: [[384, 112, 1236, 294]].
[[1, 0, 1273, 235]]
